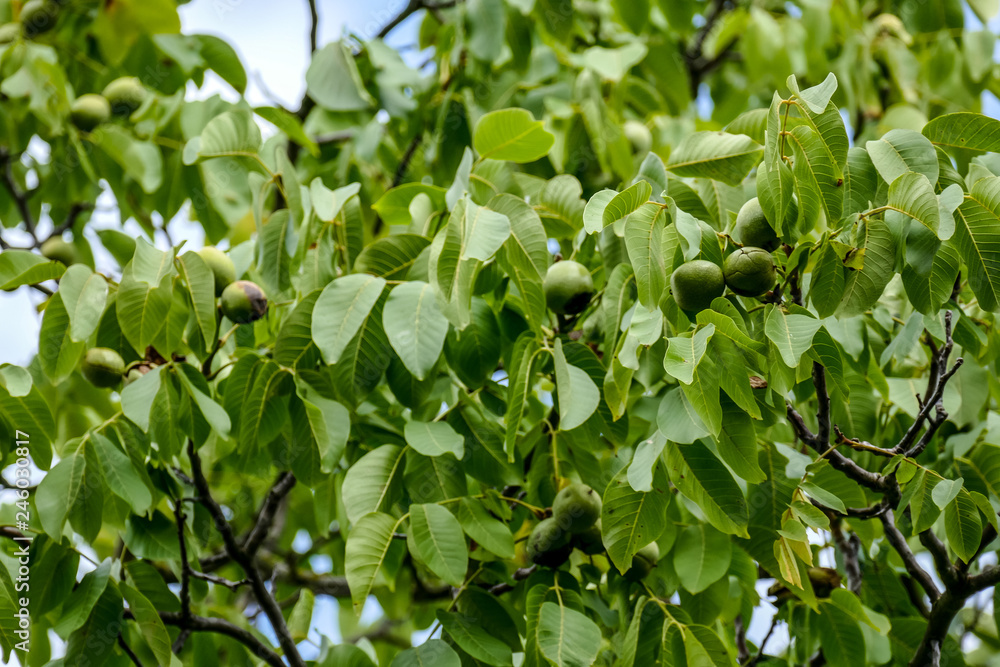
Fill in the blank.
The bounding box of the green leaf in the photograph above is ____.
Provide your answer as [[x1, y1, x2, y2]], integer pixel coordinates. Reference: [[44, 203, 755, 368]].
[[52, 559, 111, 636], [177, 251, 217, 348], [189, 109, 262, 161], [580, 42, 648, 81], [407, 503, 468, 587], [810, 242, 847, 318], [602, 467, 669, 573], [922, 112, 1000, 153], [665, 440, 749, 537], [866, 129, 939, 186], [628, 432, 667, 493], [313, 274, 387, 364], [64, 585, 122, 666], [673, 524, 732, 593], [383, 281, 447, 380], [887, 172, 940, 237], [295, 376, 350, 472], [35, 451, 84, 539], [38, 291, 85, 383], [764, 308, 823, 367], [456, 497, 515, 559], [717, 393, 765, 483], [838, 217, 895, 316], [120, 581, 173, 666], [603, 180, 653, 227], [954, 177, 1000, 311], [537, 602, 602, 667], [288, 588, 314, 642], [816, 600, 867, 667], [258, 209, 294, 294], [553, 338, 600, 431], [342, 445, 405, 523], [663, 324, 714, 384], [473, 108, 555, 163], [657, 387, 709, 445], [345, 512, 399, 612], [117, 242, 175, 353], [404, 421, 465, 459], [437, 610, 514, 666], [584, 189, 617, 233], [274, 291, 323, 368], [787, 124, 843, 224], [667, 132, 764, 186], [124, 511, 182, 561], [92, 124, 163, 193], [504, 332, 541, 458], [354, 234, 431, 279], [390, 639, 462, 667], [945, 488, 982, 563], [0, 250, 64, 290], [624, 202, 668, 307], [89, 433, 151, 513], [305, 41, 374, 111]]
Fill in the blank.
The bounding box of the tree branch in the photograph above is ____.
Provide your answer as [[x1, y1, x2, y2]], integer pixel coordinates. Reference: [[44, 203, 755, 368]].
[[879, 510, 940, 603], [830, 518, 862, 595], [243, 472, 296, 557], [306, 0, 318, 54], [117, 634, 144, 667], [0, 148, 35, 241], [186, 441, 305, 667], [894, 311, 963, 457], [918, 528, 959, 588], [157, 612, 287, 667]]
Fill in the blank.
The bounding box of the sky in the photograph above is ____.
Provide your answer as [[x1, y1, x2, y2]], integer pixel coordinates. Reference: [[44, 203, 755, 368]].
[[1, 0, 999, 662]]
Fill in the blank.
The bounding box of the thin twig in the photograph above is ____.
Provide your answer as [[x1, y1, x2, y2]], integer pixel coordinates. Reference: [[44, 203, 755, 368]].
[[118, 635, 144, 667]]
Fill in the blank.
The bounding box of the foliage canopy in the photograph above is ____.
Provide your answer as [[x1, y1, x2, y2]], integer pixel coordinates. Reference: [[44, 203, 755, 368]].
[[2, 1, 1000, 666]]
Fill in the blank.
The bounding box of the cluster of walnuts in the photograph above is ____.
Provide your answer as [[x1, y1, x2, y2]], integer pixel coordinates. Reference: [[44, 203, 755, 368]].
[[77, 248, 268, 390], [526, 483, 659, 579], [672, 198, 780, 312]]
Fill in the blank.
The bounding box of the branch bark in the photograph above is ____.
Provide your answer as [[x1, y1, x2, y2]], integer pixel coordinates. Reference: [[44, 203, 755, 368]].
[[157, 612, 287, 667], [879, 510, 940, 603], [186, 441, 305, 667]]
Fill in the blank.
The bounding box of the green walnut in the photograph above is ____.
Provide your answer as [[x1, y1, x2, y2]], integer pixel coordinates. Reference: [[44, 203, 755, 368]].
[[0, 23, 21, 45], [624, 542, 660, 581], [123, 364, 151, 387], [197, 247, 236, 296], [70, 94, 111, 132], [221, 280, 268, 324], [20, 0, 57, 38], [40, 237, 78, 266], [526, 517, 572, 568], [734, 197, 779, 252], [544, 260, 595, 315], [82, 348, 125, 388], [723, 247, 777, 298], [573, 520, 604, 555], [102, 77, 147, 117], [552, 483, 602, 533], [670, 260, 725, 313], [624, 120, 653, 155]]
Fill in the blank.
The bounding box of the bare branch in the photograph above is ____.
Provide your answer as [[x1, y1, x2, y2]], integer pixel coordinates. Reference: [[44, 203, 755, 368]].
[[306, 0, 318, 54], [0, 148, 36, 241], [243, 472, 296, 557], [118, 635, 144, 667], [186, 441, 305, 667], [895, 311, 964, 457], [918, 528, 959, 588], [831, 518, 862, 595], [157, 612, 287, 667], [879, 510, 940, 603]]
